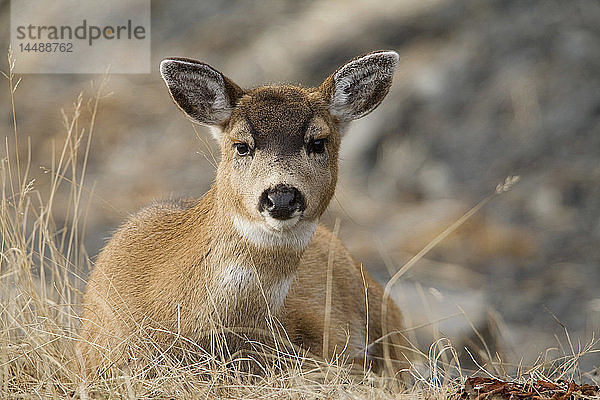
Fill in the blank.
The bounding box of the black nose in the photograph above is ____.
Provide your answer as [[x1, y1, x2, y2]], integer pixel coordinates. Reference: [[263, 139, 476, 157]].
[[259, 185, 305, 220]]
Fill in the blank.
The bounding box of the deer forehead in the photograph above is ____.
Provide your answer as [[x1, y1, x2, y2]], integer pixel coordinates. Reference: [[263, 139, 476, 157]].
[[228, 86, 332, 150]]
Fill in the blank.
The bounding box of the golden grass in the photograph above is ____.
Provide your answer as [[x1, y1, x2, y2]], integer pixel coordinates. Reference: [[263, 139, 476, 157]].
[[1, 49, 597, 398]]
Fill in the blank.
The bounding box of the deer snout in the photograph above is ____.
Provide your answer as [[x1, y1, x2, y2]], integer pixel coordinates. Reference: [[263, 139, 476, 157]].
[[259, 185, 305, 220]]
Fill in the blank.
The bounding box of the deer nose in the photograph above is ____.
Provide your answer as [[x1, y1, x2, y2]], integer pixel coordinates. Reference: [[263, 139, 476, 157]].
[[259, 185, 305, 220]]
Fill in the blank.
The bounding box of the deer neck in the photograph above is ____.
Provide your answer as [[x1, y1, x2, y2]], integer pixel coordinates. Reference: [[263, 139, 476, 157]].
[[195, 185, 317, 317]]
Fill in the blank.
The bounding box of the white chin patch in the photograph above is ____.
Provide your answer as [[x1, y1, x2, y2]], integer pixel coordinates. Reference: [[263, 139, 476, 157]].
[[233, 215, 317, 249], [263, 214, 300, 232]]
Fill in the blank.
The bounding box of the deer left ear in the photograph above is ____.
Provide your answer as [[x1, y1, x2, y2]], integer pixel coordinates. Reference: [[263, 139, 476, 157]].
[[160, 57, 244, 128], [319, 50, 399, 122]]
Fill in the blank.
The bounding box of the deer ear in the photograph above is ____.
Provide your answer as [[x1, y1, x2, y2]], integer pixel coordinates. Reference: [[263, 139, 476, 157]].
[[160, 58, 244, 129], [319, 50, 399, 122]]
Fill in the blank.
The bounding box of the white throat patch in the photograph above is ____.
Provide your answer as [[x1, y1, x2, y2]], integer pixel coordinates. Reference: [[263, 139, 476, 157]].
[[232, 216, 317, 249], [219, 262, 256, 292], [218, 263, 295, 311]]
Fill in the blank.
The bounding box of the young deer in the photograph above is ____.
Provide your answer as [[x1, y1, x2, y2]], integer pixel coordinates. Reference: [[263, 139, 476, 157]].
[[79, 50, 408, 375]]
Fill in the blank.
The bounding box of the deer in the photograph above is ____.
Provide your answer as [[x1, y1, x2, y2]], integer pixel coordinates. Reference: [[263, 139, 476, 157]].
[[78, 50, 409, 377]]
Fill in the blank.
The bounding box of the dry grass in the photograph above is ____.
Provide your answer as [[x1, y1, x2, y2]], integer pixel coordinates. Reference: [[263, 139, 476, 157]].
[[1, 50, 598, 399]]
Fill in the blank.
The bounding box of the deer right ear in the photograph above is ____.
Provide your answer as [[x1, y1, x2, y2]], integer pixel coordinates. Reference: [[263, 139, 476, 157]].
[[319, 50, 399, 122], [160, 58, 244, 129]]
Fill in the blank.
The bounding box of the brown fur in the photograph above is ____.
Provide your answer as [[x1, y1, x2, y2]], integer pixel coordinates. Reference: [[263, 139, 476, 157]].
[[79, 51, 408, 376]]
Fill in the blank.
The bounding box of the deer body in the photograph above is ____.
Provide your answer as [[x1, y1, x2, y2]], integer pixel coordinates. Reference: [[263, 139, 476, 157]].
[[79, 52, 408, 374]]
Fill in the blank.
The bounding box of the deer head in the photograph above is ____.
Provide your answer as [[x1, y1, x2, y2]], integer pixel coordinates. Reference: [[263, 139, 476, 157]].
[[160, 51, 399, 249]]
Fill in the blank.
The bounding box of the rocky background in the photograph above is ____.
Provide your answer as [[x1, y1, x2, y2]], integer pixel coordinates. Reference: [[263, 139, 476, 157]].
[[1, 0, 599, 375]]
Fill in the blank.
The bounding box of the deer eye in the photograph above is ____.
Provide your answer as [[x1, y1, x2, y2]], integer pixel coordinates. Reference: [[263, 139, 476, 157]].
[[307, 138, 327, 155], [234, 143, 250, 156]]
